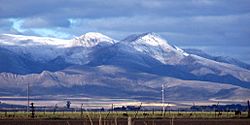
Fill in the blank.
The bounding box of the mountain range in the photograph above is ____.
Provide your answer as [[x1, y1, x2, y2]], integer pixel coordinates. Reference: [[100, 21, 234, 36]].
[[0, 32, 250, 102]]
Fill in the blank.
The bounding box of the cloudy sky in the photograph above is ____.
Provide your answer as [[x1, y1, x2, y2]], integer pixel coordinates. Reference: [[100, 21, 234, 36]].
[[0, 0, 250, 63]]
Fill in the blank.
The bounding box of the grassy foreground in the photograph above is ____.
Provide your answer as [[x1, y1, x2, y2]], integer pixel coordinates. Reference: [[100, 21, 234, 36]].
[[0, 111, 249, 119]]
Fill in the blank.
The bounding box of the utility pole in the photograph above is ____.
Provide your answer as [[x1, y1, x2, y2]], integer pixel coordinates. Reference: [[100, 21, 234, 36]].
[[27, 82, 30, 114], [162, 84, 165, 116], [81, 103, 83, 118], [247, 100, 250, 118]]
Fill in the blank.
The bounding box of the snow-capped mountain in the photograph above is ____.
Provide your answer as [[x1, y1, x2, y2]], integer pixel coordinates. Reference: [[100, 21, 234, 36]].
[[0, 34, 69, 62], [184, 48, 250, 70], [72, 32, 117, 47], [0, 32, 116, 65], [0, 32, 250, 101], [121, 32, 189, 65]]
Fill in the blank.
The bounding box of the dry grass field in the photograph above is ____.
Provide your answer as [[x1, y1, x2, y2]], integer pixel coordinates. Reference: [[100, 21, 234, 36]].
[[0, 111, 249, 125]]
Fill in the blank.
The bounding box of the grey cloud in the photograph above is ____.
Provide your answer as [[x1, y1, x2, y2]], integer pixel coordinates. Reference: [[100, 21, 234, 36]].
[[21, 17, 71, 28], [0, 19, 13, 28], [1, 0, 250, 19], [0, 19, 17, 34]]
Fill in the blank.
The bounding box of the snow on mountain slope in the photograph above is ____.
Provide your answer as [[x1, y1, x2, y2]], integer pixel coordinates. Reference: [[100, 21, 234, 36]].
[[122, 32, 188, 65], [1, 34, 71, 47], [184, 48, 250, 70], [1, 32, 249, 82], [85, 32, 250, 88], [0, 34, 69, 62], [187, 54, 250, 83], [72, 32, 117, 47], [0, 33, 116, 64], [64, 32, 117, 65]]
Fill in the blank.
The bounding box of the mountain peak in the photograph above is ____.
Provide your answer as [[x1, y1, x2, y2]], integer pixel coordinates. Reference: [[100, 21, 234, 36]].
[[122, 32, 168, 47], [72, 32, 116, 47], [120, 32, 189, 64], [137, 32, 166, 46], [79, 32, 110, 39], [140, 32, 159, 37]]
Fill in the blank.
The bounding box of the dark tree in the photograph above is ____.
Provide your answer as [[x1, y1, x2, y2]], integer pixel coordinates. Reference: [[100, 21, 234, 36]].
[[66, 101, 71, 109]]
